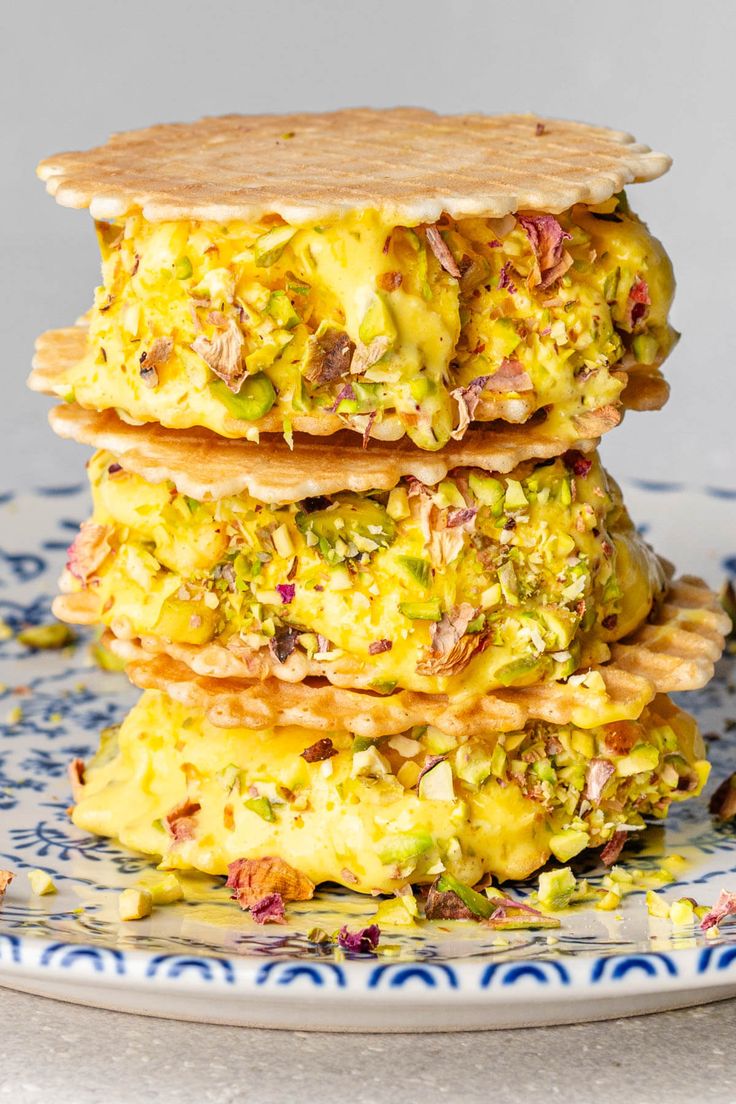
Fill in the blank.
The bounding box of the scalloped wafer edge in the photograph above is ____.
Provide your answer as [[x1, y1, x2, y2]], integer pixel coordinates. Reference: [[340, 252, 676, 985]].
[[92, 576, 727, 738]]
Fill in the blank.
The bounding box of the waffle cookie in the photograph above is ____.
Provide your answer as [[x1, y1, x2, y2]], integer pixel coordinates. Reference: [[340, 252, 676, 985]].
[[31, 110, 728, 918], [31, 111, 674, 450]]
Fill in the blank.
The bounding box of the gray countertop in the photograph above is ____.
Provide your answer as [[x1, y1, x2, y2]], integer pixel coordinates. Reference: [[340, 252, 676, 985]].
[[1, 987, 734, 1103]]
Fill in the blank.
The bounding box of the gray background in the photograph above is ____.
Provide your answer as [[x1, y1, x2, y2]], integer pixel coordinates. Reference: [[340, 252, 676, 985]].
[[2, 2, 736, 1101], [3, 0, 735, 491]]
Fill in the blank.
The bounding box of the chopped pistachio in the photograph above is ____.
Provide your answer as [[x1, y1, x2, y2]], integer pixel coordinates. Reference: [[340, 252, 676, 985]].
[[670, 898, 696, 927], [645, 889, 670, 919], [538, 867, 577, 911], [549, 828, 590, 863], [373, 892, 419, 927], [147, 873, 183, 905], [351, 746, 391, 778], [418, 759, 454, 802], [596, 889, 621, 911], [254, 225, 297, 267], [28, 869, 57, 896], [118, 887, 153, 921], [17, 623, 76, 650], [244, 796, 276, 822]]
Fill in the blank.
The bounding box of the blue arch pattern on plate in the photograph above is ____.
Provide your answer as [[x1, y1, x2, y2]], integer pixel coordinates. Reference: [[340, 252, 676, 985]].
[[480, 960, 571, 988], [145, 953, 236, 984], [367, 963, 459, 989], [0, 933, 22, 964], [39, 942, 126, 976], [697, 945, 736, 975], [256, 961, 348, 988], [590, 953, 678, 983]]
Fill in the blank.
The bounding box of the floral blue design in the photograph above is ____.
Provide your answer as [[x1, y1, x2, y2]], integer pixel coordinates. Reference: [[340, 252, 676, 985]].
[[0, 483, 735, 1027]]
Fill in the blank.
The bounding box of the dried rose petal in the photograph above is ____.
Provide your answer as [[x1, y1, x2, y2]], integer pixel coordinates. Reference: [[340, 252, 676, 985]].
[[300, 737, 338, 763], [164, 799, 201, 842], [485, 358, 533, 393], [66, 523, 112, 584], [276, 583, 295, 604], [626, 277, 651, 328], [449, 375, 491, 440], [600, 830, 627, 866], [517, 214, 573, 289], [327, 383, 355, 413], [250, 892, 286, 925], [425, 226, 461, 278], [498, 262, 517, 293], [227, 856, 314, 909], [368, 638, 392, 656], [337, 923, 380, 953], [700, 890, 736, 931], [445, 507, 477, 529], [564, 450, 593, 477], [488, 895, 550, 922], [191, 318, 245, 392], [584, 758, 615, 805]]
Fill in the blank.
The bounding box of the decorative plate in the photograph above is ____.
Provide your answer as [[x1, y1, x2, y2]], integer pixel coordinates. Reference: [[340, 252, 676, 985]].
[[0, 480, 734, 1032]]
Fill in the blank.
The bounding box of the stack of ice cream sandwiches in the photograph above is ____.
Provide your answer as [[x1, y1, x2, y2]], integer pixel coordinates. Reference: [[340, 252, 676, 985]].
[[30, 109, 728, 914]]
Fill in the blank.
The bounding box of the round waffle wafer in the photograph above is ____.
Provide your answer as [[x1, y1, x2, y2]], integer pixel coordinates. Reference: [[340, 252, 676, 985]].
[[37, 109, 670, 224], [46, 402, 597, 502], [101, 577, 729, 738]]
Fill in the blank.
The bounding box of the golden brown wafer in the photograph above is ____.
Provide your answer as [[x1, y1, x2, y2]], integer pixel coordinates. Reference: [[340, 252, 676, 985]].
[[120, 648, 652, 738], [37, 110, 670, 225], [104, 577, 727, 737], [617, 362, 671, 412], [45, 401, 598, 502]]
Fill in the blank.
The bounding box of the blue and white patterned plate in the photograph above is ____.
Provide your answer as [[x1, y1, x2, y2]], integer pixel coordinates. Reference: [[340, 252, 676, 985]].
[[0, 481, 734, 1031]]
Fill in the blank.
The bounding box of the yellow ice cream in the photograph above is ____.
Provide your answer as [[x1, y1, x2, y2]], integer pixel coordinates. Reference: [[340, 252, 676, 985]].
[[59, 450, 666, 699], [50, 193, 674, 449], [72, 691, 707, 891]]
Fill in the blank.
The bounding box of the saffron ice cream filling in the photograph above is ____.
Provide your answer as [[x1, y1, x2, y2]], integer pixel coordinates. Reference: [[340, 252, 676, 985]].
[[58, 449, 667, 699], [71, 690, 707, 891], [52, 193, 675, 449]]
